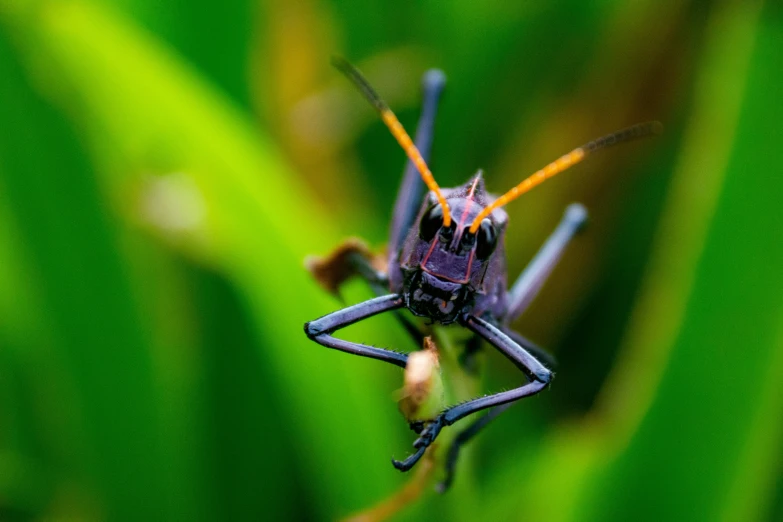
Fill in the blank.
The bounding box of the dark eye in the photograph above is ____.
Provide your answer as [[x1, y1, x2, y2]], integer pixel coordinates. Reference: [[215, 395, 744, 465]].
[[475, 219, 497, 260], [459, 229, 476, 254], [439, 220, 456, 243], [419, 204, 444, 241]]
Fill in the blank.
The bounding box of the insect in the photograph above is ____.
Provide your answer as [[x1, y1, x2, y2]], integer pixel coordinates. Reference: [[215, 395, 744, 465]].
[[305, 57, 659, 489]]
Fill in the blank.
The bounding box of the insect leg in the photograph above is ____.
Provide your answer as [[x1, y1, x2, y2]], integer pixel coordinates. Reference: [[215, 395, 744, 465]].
[[307, 241, 425, 346], [446, 315, 552, 423], [344, 253, 425, 344], [305, 294, 408, 367], [501, 326, 557, 370], [388, 69, 447, 288], [437, 325, 555, 490], [505, 203, 588, 323], [460, 327, 556, 372], [392, 315, 552, 472]]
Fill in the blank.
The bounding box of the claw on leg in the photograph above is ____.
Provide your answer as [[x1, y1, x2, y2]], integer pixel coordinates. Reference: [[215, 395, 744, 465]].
[[391, 446, 426, 471], [391, 416, 444, 472]]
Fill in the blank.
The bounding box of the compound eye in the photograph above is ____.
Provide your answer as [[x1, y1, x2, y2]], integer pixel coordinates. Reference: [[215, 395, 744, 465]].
[[419, 204, 444, 242], [475, 219, 497, 260], [458, 228, 476, 254]]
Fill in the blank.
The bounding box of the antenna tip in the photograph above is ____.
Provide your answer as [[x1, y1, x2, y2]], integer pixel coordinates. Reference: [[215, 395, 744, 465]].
[[650, 121, 664, 135], [330, 55, 350, 72], [422, 69, 447, 92], [564, 203, 589, 230]]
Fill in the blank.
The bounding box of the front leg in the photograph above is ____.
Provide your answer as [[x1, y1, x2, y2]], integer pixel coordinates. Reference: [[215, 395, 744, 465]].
[[447, 315, 552, 420], [392, 314, 552, 471], [305, 294, 408, 368], [307, 240, 425, 345], [437, 327, 552, 491], [501, 326, 557, 370]]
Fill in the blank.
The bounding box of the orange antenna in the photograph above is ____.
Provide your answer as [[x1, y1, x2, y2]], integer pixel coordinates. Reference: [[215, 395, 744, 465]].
[[469, 121, 662, 233], [332, 56, 452, 227]]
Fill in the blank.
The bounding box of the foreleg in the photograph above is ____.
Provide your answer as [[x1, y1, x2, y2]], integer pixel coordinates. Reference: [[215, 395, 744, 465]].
[[392, 315, 552, 471], [305, 294, 408, 368], [437, 327, 553, 490], [306, 241, 425, 344], [501, 326, 557, 370]]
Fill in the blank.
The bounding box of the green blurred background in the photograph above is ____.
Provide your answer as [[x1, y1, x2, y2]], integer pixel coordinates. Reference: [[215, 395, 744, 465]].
[[0, 0, 781, 520]]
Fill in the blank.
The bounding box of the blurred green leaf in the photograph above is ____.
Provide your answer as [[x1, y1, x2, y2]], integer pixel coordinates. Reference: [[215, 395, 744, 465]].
[[1, 0, 416, 518], [584, 3, 783, 519], [0, 26, 170, 521]]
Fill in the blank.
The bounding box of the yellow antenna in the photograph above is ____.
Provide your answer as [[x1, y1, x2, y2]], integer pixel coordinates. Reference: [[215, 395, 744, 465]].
[[332, 56, 452, 227], [469, 121, 662, 233]]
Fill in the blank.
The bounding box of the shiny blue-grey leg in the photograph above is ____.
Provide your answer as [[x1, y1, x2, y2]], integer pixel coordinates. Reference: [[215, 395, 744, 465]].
[[505, 203, 588, 323], [436, 323, 555, 489], [387, 69, 447, 289], [447, 315, 552, 420], [343, 253, 425, 345], [311, 248, 424, 345], [305, 294, 408, 368], [501, 326, 557, 370], [392, 315, 552, 471]]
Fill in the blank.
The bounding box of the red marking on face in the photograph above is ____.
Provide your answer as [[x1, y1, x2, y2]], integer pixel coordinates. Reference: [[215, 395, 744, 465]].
[[420, 175, 481, 284], [420, 246, 474, 284], [458, 176, 481, 229], [421, 239, 438, 272]]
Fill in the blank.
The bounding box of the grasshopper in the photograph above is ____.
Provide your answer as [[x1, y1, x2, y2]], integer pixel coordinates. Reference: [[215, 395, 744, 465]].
[[305, 57, 659, 490]]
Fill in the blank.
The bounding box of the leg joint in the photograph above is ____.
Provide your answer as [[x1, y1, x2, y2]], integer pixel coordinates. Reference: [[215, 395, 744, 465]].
[[304, 320, 325, 340], [533, 368, 553, 385]]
